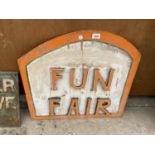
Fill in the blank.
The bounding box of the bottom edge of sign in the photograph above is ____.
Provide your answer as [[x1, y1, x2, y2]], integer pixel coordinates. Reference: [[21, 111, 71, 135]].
[[29, 112, 124, 120]]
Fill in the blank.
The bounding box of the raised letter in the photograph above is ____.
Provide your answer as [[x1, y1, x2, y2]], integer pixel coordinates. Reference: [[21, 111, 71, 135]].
[[96, 98, 111, 115], [51, 68, 64, 90], [49, 97, 61, 115], [68, 98, 79, 115], [85, 98, 92, 115], [92, 68, 115, 92], [70, 68, 88, 89]]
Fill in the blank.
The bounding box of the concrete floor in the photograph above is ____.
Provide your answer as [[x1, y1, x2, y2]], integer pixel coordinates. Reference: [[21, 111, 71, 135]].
[[0, 96, 155, 135]]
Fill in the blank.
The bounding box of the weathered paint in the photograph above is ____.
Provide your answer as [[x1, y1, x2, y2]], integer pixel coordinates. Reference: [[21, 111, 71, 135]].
[[18, 30, 141, 120], [0, 72, 20, 126], [27, 41, 131, 116]]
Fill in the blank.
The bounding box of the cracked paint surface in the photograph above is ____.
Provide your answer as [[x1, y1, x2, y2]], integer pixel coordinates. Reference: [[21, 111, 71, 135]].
[[27, 41, 132, 116]]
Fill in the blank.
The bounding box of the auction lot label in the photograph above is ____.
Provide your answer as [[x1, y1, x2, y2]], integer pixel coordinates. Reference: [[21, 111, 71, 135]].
[[0, 72, 20, 126], [18, 31, 141, 120]]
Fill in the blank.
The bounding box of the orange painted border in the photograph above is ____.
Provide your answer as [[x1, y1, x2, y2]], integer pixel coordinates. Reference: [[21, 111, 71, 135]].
[[18, 30, 141, 120]]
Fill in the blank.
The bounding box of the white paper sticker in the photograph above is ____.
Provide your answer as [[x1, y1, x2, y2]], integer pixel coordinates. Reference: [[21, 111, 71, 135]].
[[92, 33, 101, 39]]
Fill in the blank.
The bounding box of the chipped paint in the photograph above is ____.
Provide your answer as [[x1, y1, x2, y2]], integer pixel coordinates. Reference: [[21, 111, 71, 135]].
[[18, 30, 141, 120], [27, 41, 131, 116]]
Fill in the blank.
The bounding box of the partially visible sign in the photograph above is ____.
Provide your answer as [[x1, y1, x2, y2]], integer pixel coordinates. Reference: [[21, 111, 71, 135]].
[[18, 30, 141, 120], [0, 72, 20, 126]]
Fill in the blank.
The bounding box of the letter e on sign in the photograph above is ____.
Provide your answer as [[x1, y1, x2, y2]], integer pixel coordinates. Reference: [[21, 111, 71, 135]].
[[18, 30, 141, 120]]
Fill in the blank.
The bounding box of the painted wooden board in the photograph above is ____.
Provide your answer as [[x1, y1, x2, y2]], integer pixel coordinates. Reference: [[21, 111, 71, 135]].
[[18, 30, 141, 120], [0, 72, 20, 126]]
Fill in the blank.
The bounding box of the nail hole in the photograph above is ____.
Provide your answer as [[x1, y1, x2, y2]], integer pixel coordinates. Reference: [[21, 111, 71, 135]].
[[79, 35, 83, 40]]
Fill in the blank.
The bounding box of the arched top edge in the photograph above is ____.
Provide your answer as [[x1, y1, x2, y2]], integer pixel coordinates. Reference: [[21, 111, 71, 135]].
[[18, 30, 141, 66]]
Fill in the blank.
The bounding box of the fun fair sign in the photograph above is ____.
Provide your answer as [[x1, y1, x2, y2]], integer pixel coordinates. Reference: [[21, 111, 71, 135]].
[[18, 31, 141, 120]]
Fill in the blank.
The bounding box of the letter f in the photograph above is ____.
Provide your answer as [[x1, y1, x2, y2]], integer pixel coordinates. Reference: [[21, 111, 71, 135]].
[[51, 68, 64, 90]]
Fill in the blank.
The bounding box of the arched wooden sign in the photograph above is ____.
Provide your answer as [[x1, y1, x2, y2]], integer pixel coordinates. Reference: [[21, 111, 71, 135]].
[[18, 30, 141, 120]]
